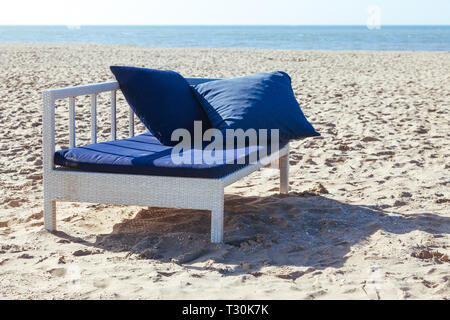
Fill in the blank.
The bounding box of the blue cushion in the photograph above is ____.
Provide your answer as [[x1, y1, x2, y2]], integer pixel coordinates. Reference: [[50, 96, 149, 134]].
[[191, 71, 319, 142], [110, 66, 211, 146], [54, 133, 284, 179]]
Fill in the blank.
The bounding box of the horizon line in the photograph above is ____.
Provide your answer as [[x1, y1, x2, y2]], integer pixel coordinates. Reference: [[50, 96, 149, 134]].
[[1, 24, 449, 27]]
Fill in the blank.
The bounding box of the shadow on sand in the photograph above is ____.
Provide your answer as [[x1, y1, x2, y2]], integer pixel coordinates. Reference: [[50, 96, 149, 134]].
[[53, 192, 449, 276]]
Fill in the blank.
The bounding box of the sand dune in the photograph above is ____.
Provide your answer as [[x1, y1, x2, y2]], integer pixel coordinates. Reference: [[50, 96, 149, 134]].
[[0, 43, 449, 299]]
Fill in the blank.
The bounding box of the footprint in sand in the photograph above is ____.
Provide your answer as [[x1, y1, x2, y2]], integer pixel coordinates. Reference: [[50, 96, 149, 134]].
[[23, 211, 43, 223], [93, 279, 109, 289], [172, 249, 207, 264], [305, 289, 328, 299], [72, 249, 102, 257], [276, 270, 309, 281], [6, 199, 21, 208], [48, 267, 67, 277], [361, 136, 380, 142]]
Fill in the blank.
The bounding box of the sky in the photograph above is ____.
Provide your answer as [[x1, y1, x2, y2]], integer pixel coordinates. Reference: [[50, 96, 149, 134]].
[[0, 0, 449, 26]]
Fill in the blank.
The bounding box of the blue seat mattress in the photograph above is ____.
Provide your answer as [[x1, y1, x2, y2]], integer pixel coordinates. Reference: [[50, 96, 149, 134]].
[[54, 133, 281, 179]]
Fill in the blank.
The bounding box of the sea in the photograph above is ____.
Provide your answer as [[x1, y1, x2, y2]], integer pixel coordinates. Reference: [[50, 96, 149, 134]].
[[0, 25, 449, 51]]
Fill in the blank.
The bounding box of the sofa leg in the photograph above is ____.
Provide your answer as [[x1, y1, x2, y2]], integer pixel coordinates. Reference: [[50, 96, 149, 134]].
[[44, 199, 56, 231], [210, 190, 224, 243], [211, 207, 224, 243], [279, 154, 289, 194]]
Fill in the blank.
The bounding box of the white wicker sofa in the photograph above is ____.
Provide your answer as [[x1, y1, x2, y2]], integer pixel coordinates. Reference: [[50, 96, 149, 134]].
[[43, 78, 290, 243]]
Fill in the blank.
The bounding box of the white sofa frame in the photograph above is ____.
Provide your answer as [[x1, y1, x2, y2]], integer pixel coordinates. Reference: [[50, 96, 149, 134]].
[[43, 79, 290, 243]]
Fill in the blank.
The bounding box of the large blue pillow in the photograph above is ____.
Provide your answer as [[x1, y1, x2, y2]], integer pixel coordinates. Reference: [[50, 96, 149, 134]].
[[110, 66, 210, 146], [191, 71, 319, 142]]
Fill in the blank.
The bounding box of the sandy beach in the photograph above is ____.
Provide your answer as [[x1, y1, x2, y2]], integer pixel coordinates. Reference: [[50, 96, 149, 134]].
[[0, 43, 449, 299]]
